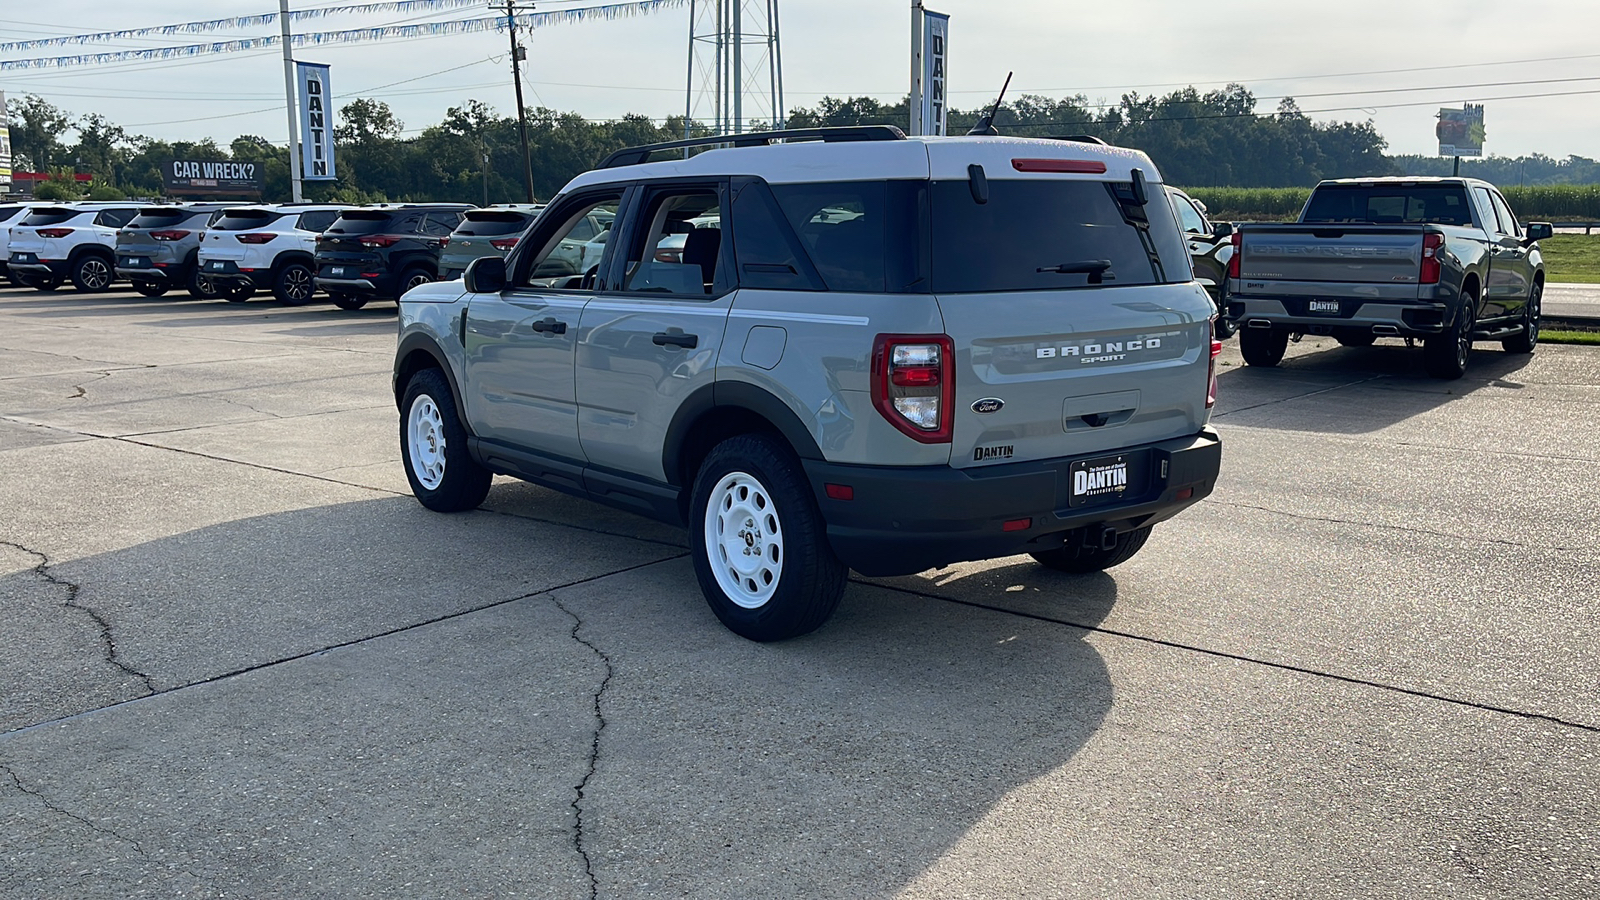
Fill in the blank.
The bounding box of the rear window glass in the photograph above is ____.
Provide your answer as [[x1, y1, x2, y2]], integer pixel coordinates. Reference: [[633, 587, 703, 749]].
[[212, 210, 286, 231], [454, 212, 533, 237], [327, 211, 399, 235], [930, 179, 1190, 293], [129, 209, 189, 229], [0, 206, 30, 223], [20, 208, 79, 227], [1302, 185, 1473, 226]]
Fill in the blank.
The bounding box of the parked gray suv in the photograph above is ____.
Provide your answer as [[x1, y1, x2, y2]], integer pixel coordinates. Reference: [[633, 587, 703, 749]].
[[393, 127, 1223, 641]]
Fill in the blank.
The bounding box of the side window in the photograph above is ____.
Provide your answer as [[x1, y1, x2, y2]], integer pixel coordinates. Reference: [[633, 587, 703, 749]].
[[297, 210, 337, 232], [96, 209, 136, 228], [1474, 187, 1504, 234], [731, 181, 823, 291], [393, 213, 424, 234], [621, 188, 724, 296], [1490, 191, 1522, 238], [1173, 194, 1208, 234], [521, 194, 624, 289], [771, 182, 887, 293], [421, 214, 455, 237]]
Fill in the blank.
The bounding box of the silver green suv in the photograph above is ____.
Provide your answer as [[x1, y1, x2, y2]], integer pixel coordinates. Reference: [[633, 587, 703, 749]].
[[393, 127, 1223, 641]]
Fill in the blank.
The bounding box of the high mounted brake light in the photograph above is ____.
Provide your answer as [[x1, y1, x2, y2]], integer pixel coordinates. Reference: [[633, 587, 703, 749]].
[[871, 334, 954, 443], [1420, 232, 1444, 284], [1011, 159, 1107, 174]]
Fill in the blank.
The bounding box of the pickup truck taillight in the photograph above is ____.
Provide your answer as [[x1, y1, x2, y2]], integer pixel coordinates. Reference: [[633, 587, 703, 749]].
[[1420, 232, 1444, 284], [871, 334, 954, 444], [1227, 230, 1242, 279]]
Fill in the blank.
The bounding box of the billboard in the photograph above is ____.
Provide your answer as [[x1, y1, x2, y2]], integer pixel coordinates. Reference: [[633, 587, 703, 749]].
[[0, 91, 11, 192], [163, 159, 263, 196], [297, 62, 336, 181], [1437, 104, 1485, 157]]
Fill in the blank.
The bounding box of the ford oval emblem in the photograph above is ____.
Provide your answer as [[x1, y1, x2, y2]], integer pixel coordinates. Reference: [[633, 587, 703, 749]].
[[971, 398, 1005, 414]]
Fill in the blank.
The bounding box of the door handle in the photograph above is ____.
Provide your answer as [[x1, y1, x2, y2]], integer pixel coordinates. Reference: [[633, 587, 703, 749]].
[[530, 317, 567, 335], [653, 331, 699, 349]]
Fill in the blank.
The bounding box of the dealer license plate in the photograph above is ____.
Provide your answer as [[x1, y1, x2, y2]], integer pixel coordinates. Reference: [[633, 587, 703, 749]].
[[1308, 299, 1340, 314], [207, 260, 226, 271], [1069, 454, 1130, 506], [122, 257, 147, 268], [330, 267, 346, 276]]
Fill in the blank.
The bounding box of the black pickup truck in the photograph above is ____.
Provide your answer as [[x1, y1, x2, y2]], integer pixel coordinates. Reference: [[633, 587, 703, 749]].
[[1226, 177, 1552, 379]]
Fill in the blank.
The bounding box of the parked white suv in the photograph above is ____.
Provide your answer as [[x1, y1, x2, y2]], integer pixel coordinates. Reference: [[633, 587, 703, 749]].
[[8, 203, 142, 292], [196, 204, 344, 304], [0, 202, 45, 284]]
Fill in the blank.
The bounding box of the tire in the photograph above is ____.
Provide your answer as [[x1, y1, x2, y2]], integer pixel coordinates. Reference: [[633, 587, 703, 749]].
[[1335, 332, 1376, 348], [69, 255, 114, 293], [273, 262, 316, 305], [187, 267, 220, 300], [19, 273, 61, 292], [1502, 280, 1541, 354], [399, 267, 433, 296], [330, 292, 368, 310], [689, 434, 847, 642], [1424, 291, 1475, 379], [400, 368, 492, 513], [223, 283, 254, 303], [1030, 526, 1153, 574], [1214, 316, 1238, 340], [133, 282, 169, 297], [1239, 326, 1289, 367]]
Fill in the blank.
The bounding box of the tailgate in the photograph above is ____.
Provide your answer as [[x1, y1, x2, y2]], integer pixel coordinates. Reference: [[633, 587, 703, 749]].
[[199, 232, 246, 262], [939, 283, 1213, 470], [1238, 227, 1425, 285]]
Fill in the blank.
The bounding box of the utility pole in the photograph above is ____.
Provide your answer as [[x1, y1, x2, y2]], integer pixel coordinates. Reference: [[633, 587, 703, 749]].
[[280, 0, 303, 202], [502, 0, 535, 203]]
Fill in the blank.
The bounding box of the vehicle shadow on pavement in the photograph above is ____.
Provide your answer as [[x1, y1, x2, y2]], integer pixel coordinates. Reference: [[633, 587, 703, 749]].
[[0, 496, 1117, 899], [1213, 341, 1536, 435]]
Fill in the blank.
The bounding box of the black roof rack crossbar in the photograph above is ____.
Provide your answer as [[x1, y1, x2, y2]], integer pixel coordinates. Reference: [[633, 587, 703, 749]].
[[598, 125, 907, 169]]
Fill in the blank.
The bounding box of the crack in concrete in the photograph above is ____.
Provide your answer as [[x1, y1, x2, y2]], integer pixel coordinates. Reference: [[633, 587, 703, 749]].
[[551, 596, 612, 900], [0, 540, 156, 695], [67, 371, 114, 401], [1202, 499, 1593, 555], [1, 762, 147, 855]]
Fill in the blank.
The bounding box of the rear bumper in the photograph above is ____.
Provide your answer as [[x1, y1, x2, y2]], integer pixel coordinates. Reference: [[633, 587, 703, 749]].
[[804, 427, 1222, 577], [1230, 295, 1457, 337], [316, 276, 383, 294], [199, 260, 273, 289], [9, 260, 67, 278]]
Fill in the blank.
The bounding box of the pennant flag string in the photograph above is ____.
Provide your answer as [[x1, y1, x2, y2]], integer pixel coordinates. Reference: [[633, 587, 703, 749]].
[[0, 0, 688, 71]]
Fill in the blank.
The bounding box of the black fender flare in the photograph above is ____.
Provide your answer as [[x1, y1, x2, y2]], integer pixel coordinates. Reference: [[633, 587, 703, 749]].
[[661, 381, 824, 488], [393, 332, 467, 421]]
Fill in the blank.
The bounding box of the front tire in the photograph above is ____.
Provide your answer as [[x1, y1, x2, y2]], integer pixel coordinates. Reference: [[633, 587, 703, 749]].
[[223, 283, 253, 303], [20, 273, 61, 292], [689, 434, 846, 642], [1502, 280, 1541, 354], [273, 262, 316, 305], [1425, 292, 1475, 379], [133, 282, 169, 297], [401, 368, 492, 512], [70, 255, 114, 292], [330, 292, 367, 310], [1031, 526, 1152, 574], [187, 267, 220, 300], [1239, 326, 1289, 367]]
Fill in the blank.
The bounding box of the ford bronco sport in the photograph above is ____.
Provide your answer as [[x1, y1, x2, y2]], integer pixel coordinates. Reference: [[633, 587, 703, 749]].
[[393, 127, 1223, 641]]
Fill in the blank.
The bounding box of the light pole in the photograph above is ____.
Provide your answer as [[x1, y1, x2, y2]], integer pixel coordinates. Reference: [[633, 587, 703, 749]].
[[280, 0, 303, 202]]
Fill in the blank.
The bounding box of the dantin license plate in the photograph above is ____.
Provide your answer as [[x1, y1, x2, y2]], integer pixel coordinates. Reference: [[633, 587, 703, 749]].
[[1308, 299, 1340, 314], [1069, 454, 1130, 506], [207, 260, 226, 271]]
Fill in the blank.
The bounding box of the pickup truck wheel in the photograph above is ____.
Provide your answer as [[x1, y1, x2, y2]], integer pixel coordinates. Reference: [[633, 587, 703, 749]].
[[1031, 526, 1152, 574], [690, 434, 846, 642], [1424, 295, 1475, 379], [401, 368, 492, 512], [1239, 327, 1288, 367], [70, 255, 114, 292], [1335, 332, 1376, 347], [1502, 281, 1541, 354]]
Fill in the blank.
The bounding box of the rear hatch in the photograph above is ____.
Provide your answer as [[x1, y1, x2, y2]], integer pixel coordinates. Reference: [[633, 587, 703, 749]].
[[116, 207, 197, 269], [441, 209, 533, 273], [924, 142, 1213, 471], [200, 208, 287, 267], [316, 210, 397, 274], [9, 207, 85, 261]]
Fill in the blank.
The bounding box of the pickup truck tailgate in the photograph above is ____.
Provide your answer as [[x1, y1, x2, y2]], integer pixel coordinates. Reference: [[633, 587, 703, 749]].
[[1239, 227, 1424, 285]]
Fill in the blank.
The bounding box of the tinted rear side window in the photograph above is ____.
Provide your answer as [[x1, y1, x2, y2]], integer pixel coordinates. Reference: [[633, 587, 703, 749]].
[[295, 210, 338, 232], [454, 212, 533, 237], [1302, 185, 1473, 226], [21, 209, 80, 227], [0, 206, 30, 223], [327, 212, 397, 235], [930, 180, 1190, 293], [213, 210, 286, 231], [770, 181, 924, 293]]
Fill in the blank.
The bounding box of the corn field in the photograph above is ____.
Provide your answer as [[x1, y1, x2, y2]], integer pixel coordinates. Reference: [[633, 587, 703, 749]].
[[1184, 185, 1600, 223]]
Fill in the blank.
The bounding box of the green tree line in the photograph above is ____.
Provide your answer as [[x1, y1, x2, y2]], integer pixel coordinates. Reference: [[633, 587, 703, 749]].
[[8, 85, 1598, 204]]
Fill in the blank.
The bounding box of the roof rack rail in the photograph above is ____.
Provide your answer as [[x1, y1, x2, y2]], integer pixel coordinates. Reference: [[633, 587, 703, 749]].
[[599, 125, 907, 169]]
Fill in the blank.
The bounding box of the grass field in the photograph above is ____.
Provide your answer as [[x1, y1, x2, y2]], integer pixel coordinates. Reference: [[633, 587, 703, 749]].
[[1539, 235, 1600, 284], [1542, 330, 1600, 345]]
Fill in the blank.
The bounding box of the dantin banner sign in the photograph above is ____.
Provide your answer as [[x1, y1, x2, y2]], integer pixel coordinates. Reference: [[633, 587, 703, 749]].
[[297, 62, 336, 181]]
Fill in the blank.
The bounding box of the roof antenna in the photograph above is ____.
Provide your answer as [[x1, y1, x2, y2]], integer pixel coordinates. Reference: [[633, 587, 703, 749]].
[[966, 71, 1013, 136]]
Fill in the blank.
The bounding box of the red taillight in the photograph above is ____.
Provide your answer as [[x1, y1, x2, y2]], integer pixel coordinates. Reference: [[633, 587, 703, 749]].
[[150, 230, 191, 241], [358, 234, 401, 248], [1206, 322, 1223, 409], [1227, 230, 1242, 280], [871, 334, 955, 444], [1011, 158, 1108, 174], [37, 228, 73, 238], [236, 233, 277, 244], [1420, 232, 1444, 284], [490, 237, 519, 251]]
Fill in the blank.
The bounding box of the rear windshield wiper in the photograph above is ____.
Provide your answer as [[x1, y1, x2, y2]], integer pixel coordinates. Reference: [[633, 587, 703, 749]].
[[1037, 259, 1114, 283]]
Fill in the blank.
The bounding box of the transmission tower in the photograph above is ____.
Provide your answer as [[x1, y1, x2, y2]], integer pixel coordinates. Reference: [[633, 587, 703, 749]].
[[685, 0, 784, 137]]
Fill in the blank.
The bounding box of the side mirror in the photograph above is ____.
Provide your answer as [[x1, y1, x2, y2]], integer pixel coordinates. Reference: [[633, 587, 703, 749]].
[[463, 256, 506, 294], [1525, 222, 1553, 243], [1212, 221, 1234, 239]]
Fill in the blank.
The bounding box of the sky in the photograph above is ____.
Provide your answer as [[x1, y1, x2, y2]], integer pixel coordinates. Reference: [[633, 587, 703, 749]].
[[1, 0, 1597, 162]]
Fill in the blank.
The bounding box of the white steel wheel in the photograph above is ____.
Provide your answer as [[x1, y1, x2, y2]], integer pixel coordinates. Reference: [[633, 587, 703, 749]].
[[407, 393, 448, 491], [704, 470, 785, 609]]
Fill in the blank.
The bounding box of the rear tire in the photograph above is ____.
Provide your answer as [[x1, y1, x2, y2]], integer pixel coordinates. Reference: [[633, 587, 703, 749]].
[[273, 262, 316, 305], [401, 368, 492, 512], [399, 267, 433, 296], [1424, 292, 1475, 379], [70, 255, 114, 293], [133, 282, 169, 297], [1031, 526, 1152, 574], [1502, 280, 1541, 354], [1239, 327, 1289, 367], [330, 292, 367, 310], [689, 434, 847, 642]]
